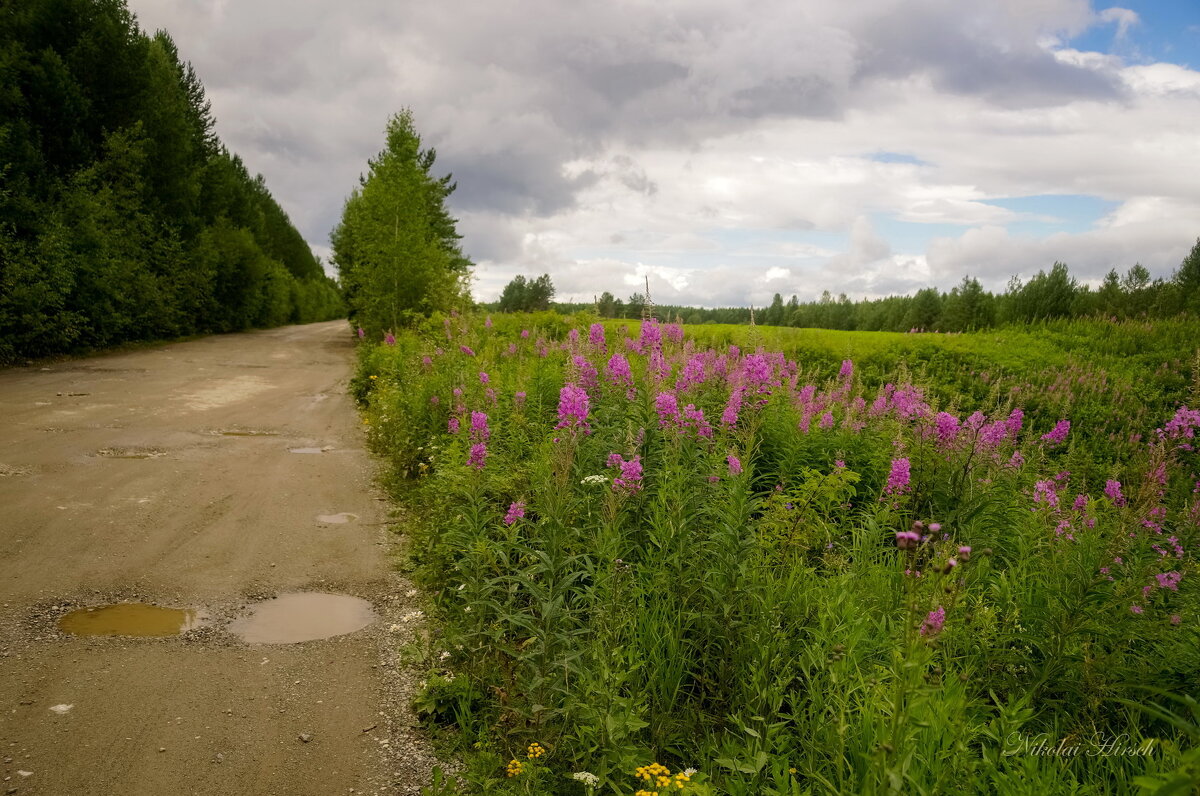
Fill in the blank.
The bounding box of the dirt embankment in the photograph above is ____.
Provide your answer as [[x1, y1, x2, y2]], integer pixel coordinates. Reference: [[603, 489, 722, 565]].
[[0, 321, 438, 796]]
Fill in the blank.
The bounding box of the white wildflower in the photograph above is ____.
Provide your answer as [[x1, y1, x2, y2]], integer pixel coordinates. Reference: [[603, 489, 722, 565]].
[[400, 610, 424, 623], [580, 474, 608, 486], [684, 768, 698, 776], [572, 771, 599, 786]]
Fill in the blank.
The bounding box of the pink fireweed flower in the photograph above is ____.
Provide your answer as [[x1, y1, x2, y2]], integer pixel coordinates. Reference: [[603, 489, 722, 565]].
[[485, 388, 497, 405], [1005, 408, 1025, 437], [514, 391, 526, 407], [819, 411, 834, 430], [422, 355, 433, 367], [588, 323, 606, 349], [469, 411, 490, 441], [639, 319, 662, 351], [891, 386, 930, 419], [1072, 494, 1088, 511], [1041, 419, 1070, 446], [605, 353, 633, 388], [895, 530, 920, 549], [664, 322, 684, 344], [920, 606, 946, 637], [979, 422, 1008, 449], [572, 355, 599, 392], [520, 329, 530, 339], [1130, 604, 1144, 615], [741, 354, 772, 386], [934, 413, 960, 446], [681, 404, 712, 438], [567, 328, 580, 345], [485, 316, 493, 329], [607, 454, 643, 492], [1033, 479, 1059, 510], [928, 523, 941, 533], [430, 395, 440, 405], [835, 459, 846, 468], [1156, 571, 1183, 591], [885, 458, 911, 496], [505, 342, 517, 356], [839, 359, 854, 379], [654, 391, 679, 426], [479, 372, 490, 384], [460, 345, 475, 357], [721, 388, 743, 427], [384, 333, 396, 346], [357, 327, 365, 339], [727, 455, 743, 475], [467, 442, 487, 470], [1171, 614, 1182, 625], [1008, 450, 1025, 469], [556, 383, 591, 431], [678, 353, 709, 390], [1104, 480, 1126, 506], [503, 501, 525, 525], [448, 417, 460, 434]]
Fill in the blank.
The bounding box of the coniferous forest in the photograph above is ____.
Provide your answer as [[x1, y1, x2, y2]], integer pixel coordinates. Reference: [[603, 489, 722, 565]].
[[0, 0, 343, 364]]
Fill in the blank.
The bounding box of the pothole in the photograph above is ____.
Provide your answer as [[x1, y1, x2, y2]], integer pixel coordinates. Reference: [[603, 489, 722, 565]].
[[316, 513, 358, 524], [228, 592, 376, 644], [58, 603, 207, 637], [94, 447, 165, 459]]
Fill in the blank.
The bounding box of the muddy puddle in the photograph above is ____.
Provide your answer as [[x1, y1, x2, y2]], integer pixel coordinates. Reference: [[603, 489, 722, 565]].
[[288, 446, 330, 454], [316, 512, 358, 524], [213, 429, 278, 437], [228, 593, 376, 644], [58, 603, 207, 637]]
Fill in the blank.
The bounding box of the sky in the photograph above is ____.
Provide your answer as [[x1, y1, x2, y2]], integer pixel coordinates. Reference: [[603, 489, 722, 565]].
[[127, 0, 1200, 307]]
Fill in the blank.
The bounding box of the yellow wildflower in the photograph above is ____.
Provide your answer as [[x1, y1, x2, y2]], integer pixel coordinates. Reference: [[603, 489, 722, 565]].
[[527, 741, 546, 759], [505, 759, 524, 777]]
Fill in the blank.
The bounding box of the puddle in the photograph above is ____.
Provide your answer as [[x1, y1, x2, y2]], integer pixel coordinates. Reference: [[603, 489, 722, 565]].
[[316, 513, 358, 524], [94, 447, 165, 460], [215, 429, 278, 437], [228, 593, 376, 644], [58, 603, 206, 637], [288, 447, 330, 454]]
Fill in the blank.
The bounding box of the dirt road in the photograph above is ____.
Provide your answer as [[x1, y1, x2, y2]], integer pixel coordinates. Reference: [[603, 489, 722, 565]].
[[0, 322, 438, 795]]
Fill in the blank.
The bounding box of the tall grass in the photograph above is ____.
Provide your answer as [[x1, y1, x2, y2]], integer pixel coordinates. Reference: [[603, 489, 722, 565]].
[[357, 312, 1200, 795]]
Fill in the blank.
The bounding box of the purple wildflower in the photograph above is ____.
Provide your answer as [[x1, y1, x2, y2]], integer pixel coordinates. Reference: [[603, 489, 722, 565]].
[[1156, 571, 1183, 591], [895, 531, 920, 549], [839, 359, 854, 379], [556, 383, 591, 431], [460, 345, 475, 357], [514, 391, 526, 407], [1033, 479, 1059, 510], [1005, 408, 1025, 437], [469, 411, 490, 441], [654, 392, 679, 426], [741, 354, 772, 385], [665, 322, 685, 344], [1041, 419, 1070, 446], [605, 354, 633, 388], [384, 333, 396, 346], [885, 458, 911, 496], [1130, 604, 1144, 615], [479, 372, 490, 385], [1104, 480, 1126, 506], [588, 323, 606, 349], [467, 442, 487, 470], [727, 455, 742, 475], [819, 411, 834, 430], [448, 417, 460, 434], [607, 454, 643, 492], [520, 329, 530, 339], [920, 606, 946, 637], [503, 501, 525, 525], [721, 388, 743, 427], [357, 327, 365, 339], [935, 413, 960, 446]]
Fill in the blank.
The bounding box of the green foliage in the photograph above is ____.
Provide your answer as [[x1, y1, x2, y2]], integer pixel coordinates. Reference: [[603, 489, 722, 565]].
[[498, 274, 555, 313], [0, 0, 342, 363], [332, 109, 470, 335], [362, 316, 1200, 794]]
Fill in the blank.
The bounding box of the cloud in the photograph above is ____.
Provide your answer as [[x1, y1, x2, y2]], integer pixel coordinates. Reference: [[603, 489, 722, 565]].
[[125, 0, 1200, 299]]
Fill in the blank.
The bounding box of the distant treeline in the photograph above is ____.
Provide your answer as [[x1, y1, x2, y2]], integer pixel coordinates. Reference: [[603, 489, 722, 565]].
[[518, 251, 1200, 331], [0, 0, 343, 363]]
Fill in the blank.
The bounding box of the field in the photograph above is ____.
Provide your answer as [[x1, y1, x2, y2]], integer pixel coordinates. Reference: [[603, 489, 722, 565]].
[[355, 313, 1200, 795]]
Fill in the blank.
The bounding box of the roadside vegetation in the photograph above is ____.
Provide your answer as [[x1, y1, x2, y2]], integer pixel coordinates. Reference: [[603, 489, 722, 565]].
[[354, 312, 1200, 794]]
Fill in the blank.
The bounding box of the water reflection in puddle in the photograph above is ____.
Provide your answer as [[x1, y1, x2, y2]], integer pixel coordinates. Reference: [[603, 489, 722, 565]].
[[287, 447, 327, 454], [58, 603, 206, 637], [316, 513, 358, 524], [228, 593, 375, 644]]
